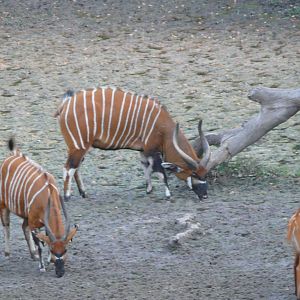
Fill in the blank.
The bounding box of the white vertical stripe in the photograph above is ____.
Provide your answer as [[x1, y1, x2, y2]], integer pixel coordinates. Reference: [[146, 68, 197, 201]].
[[28, 182, 49, 212], [131, 97, 150, 145], [0, 156, 12, 201], [8, 160, 29, 213], [73, 94, 86, 149], [104, 88, 117, 143], [122, 95, 144, 148], [100, 87, 106, 139], [64, 97, 80, 150], [106, 91, 128, 149], [141, 100, 157, 141], [16, 165, 35, 215], [83, 90, 90, 143], [92, 88, 97, 138], [23, 169, 39, 214], [120, 94, 140, 148], [3, 156, 22, 206], [26, 172, 44, 207], [114, 93, 134, 148], [144, 106, 162, 145]]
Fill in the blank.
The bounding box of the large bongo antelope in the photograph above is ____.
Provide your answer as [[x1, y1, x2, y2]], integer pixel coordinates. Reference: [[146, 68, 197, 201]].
[[55, 87, 210, 201], [0, 139, 78, 277], [287, 210, 300, 299]]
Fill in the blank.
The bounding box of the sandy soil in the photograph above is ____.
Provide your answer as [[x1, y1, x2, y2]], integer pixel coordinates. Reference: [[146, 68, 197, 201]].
[[0, 1, 300, 299]]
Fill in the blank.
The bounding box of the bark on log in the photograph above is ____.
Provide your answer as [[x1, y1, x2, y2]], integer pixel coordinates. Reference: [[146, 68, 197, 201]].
[[193, 87, 300, 172]]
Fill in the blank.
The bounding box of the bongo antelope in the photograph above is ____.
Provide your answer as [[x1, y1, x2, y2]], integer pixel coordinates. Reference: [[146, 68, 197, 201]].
[[0, 139, 78, 277], [288, 210, 300, 299], [55, 87, 210, 201]]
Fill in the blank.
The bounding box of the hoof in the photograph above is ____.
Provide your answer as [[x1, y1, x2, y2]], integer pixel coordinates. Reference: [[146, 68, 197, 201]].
[[64, 195, 71, 202], [79, 190, 87, 198], [39, 267, 46, 273], [31, 253, 39, 261]]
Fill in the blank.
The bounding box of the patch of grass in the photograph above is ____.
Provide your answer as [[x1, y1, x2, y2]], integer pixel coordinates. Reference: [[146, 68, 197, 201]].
[[285, 6, 300, 16], [209, 157, 278, 184]]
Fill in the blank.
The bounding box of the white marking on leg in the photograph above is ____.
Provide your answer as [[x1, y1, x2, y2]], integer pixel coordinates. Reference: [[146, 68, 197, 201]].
[[104, 87, 117, 144], [73, 94, 86, 149], [187, 177, 192, 189], [107, 91, 128, 149], [65, 168, 76, 198], [114, 93, 134, 148], [83, 89, 90, 143], [64, 96, 80, 150], [165, 187, 171, 198], [141, 154, 153, 193], [92, 88, 97, 138], [63, 167, 68, 181]]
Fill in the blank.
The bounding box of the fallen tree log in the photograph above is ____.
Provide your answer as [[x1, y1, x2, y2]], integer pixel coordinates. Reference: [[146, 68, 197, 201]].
[[193, 87, 300, 172]]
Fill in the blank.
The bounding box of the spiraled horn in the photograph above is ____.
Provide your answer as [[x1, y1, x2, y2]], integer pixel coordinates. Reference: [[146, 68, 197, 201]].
[[173, 123, 198, 171], [197, 120, 211, 168], [60, 196, 71, 241], [44, 198, 56, 242]]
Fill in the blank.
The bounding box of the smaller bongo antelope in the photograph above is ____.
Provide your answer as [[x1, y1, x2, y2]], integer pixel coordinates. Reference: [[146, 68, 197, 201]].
[[0, 139, 78, 277], [288, 210, 300, 299], [55, 87, 210, 201]]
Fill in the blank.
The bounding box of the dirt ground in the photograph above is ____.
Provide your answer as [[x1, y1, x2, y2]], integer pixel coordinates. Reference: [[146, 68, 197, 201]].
[[0, 1, 300, 299]]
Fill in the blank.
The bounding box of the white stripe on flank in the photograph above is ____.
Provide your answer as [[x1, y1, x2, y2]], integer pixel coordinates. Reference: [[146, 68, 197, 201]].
[[0, 155, 13, 200], [141, 100, 157, 141], [64, 97, 80, 150], [144, 105, 162, 145], [26, 172, 44, 208], [106, 91, 128, 149], [9, 161, 30, 213], [120, 94, 140, 148], [16, 164, 35, 215], [23, 168, 40, 214], [104, 88, 117, 144], [122, 95, 144, 148], [73, 94, 86, 149], [92, 88, 97, 138], [3, 156, 22, 206], [114, 93, 134, 149], [131, 97, 150, 145], [100, 87, 106, 139], [28, 182, 49, 213], [83, 90, 90, 143], [8, 160, 28, 212]]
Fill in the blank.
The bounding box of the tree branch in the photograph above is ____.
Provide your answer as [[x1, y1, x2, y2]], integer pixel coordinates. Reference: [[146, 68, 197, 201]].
[[193, 87, 300, 172]]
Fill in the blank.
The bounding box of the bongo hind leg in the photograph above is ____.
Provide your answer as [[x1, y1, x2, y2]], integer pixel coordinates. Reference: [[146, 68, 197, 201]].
[[0, 208, 10, 257], [63, 150, 86, 201]]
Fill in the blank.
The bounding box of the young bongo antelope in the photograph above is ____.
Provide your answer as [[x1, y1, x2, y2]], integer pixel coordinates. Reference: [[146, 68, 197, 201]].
[[55, 87, 210, 201], [288, 210, 300, 299], [0, 139, 78, 277]]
